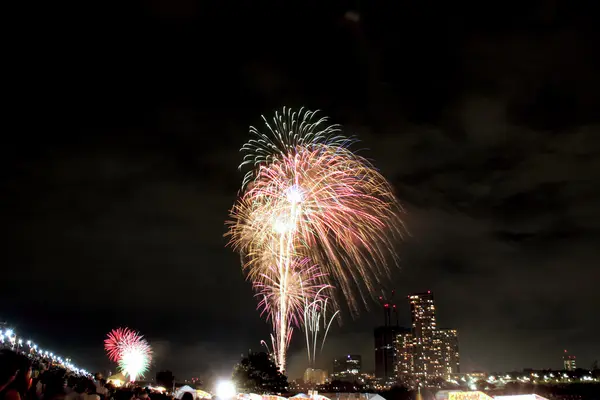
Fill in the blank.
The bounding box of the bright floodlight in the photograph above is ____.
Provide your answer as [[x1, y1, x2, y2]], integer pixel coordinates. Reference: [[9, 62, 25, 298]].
[[215, 380, 236, 398], [5, 330, 13, 337]]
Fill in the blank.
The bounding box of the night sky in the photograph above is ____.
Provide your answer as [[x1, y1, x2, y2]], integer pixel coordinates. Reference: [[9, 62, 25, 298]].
[[3, 0, 600, 382]]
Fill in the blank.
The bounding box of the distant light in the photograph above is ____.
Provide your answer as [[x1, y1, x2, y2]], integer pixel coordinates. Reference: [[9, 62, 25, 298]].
[[343, 11, 360, 23], [215, 380, 236, 399], [5, 330, 14, 337]]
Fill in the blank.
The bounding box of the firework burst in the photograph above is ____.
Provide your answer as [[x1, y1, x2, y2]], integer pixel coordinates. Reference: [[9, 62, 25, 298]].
[[104, 328, 152, 382], [227, 108, 404, 372], [104, 327, 137, 362], [118, 339, 152, 382]]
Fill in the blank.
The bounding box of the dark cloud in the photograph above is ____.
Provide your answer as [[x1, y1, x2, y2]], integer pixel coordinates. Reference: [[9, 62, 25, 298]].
[[2, 0, 599, 381]]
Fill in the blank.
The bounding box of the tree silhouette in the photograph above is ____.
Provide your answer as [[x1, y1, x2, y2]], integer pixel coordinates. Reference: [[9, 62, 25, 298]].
[[232, 352, 288, 394]]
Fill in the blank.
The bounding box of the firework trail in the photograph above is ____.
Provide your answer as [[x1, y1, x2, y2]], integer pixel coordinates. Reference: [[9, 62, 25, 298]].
[[227, 107, 404, 372], [303, 288, 340, 367], [104, 328, 153, 382], [254, 259, 331, 364]]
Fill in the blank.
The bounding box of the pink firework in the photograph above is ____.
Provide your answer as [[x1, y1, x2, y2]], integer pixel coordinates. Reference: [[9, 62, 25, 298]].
[[104, 327, 138, 362]]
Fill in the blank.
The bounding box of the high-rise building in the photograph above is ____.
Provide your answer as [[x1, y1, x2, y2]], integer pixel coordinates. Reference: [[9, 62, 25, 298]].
[[333, 354, 362, 375], [346, 354, 361, 374], [391, 291, 459, 382], [563, 350, 576, 371], [409, 291, 442, 377], [375, 326, 399, 380], [437, 329, 460, 377], [331, 355, 362, 382], [395, 328, 413, 378]]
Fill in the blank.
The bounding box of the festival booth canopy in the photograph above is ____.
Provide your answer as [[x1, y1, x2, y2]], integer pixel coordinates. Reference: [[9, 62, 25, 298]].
[[366, 395, 386, 400], [175, 385, 212, 400], [262, 396, 287, 400], [441, 392, 549, 400], [291, 395, 310, 399], [175, 386, 196, 399]]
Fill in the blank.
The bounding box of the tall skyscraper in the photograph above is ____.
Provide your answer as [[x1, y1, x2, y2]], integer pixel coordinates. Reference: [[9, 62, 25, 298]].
[[437, 329, 460, 377], [375, 326, 399, 380], [563, 350, 576, 371], [395, 328, 413, 378], [409, 291, 442, 377], [374, 292, 402, 383], [392, 291, 459, 382]]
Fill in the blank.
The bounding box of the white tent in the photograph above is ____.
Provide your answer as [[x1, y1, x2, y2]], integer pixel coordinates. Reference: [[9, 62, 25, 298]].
[[175, 386, 197, 400], [291, 395, 310, 399], [366, 395, 385, 400]]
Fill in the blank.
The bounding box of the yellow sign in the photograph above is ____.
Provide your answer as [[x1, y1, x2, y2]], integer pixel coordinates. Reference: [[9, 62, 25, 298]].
[[448, 392, 493, 400]]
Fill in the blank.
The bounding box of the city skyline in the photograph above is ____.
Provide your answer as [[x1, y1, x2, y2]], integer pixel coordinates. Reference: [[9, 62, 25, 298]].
[[373, 291, 461, 383], [294, 291, 588, 385]]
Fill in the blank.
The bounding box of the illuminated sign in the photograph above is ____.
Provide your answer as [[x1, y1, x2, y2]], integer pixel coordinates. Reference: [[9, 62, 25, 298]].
[[448, 392, 493, 400]]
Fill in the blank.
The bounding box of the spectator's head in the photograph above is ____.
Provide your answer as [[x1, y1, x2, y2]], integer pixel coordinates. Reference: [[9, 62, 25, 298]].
[[85, 379, 97, 394], [181, 392, 194, 400], [0, 349, 33, 396], [43, 369, 67, 400]]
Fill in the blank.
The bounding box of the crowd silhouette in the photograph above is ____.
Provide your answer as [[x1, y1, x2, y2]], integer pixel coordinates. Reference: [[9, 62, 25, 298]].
[[0, 350, 171, 400]]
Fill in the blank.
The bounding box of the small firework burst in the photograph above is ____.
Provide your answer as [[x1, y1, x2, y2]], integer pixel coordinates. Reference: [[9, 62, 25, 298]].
[[104, 327, 153, 382]]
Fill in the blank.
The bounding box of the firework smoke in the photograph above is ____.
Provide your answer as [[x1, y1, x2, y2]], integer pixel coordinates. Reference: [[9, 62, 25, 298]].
[[227, 107, 404, 372]]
